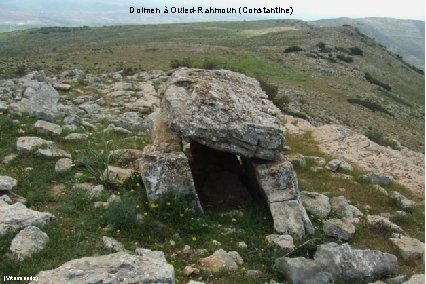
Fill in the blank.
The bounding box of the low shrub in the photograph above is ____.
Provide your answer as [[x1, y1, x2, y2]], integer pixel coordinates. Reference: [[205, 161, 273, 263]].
[[364, 72, 391, 91], [257, 78, 278, 100], [284, 46, 303, 53], [349, 46, 363, 56], [336, 54, 354, 63], [170, 58, 193, 68], [104, 196, 138, 229], [365, 130, 400, 149], [347, 98, 393, 116]]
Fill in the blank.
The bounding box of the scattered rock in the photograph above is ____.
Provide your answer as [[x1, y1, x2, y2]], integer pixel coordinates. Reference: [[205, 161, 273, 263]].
[[266, 234, 294, 251], [73, 183, 104, 198], [54, 158, 73, 173], [330, 196, 362, 220], [366, 215, 405, 234], [183, 265, 199, 276], [323, 218, 356, 240], [53, 83, 71, 91], [0, 201, 55, 235], [37, 147, 71, 158], [0, 175, 17, 191], [0, 195, 13, 204], [2, 153, 17, 164], [326, 159, 341, 172], [246, 270, 263, 278], [199, 249, 243, 272], [389, 191, 416, 212], [102, 236, 125, 252], [16, 81, 60, 121], [363, 173, 393, 185], [237, 241, 247, 249], [34, 120, 62, 135], [10, 226, 49, 261], [389, 236, 425, 260], [16, 136, 54, 152], [402, 274, 425, 284], [300, 191, 331, 219], [30, 252, 175, 284], [385, 275, 409, 284], [103, 166, 134, 183], [64, 133, 88, 140], [275, 242, 397, 283]]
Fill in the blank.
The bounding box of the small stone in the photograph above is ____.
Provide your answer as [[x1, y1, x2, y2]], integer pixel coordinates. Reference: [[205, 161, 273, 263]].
[[212, 239, 221, 246], [389, 191, 416, 212], [266, 234, 294, 252], [53, 83, 71, 91], [367, 215, 405, 234], [107, 194, 121, 204], [403, 274, 425, 284], [0, 195, 12, 204], [169, 240, 176, 246], [373, 184, 388, 195], [34, 120, 62, 135], [339, 160, 353, 172], [237, 241, 247, 249], [389, 236, 425, 260], [17, 136, 54, 152], [326, 159, 341, 172], [102, 236, 125, 252], [103, 166, 134, 183], [55, 158, 73, 173], [93, 202, 109, 208], [2, 154, 17, 164], [183, 245, 191, 253], [199, 249, 242, 272], [65, 133, 88, 140], [323, 218, 356, 240], [300, 191, 331, 219], [183, 265, 199, 276], [10, 226, 49, 261], [363, 173, 393, 185], [0, 176, 17, 191], [37, 147, 71, 158], [246, 270, 263, 277]]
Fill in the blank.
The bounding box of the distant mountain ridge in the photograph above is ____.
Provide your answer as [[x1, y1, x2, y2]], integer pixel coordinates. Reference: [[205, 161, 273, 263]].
[[311, 17, 425, 70]]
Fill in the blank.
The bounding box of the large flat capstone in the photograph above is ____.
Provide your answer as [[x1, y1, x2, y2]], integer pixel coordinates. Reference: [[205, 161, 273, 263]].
[[162, 68, 284, 160]]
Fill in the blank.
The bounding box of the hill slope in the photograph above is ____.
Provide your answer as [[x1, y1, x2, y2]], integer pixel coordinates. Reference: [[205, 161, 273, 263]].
[[0, 20, 424, 152], [311, 17, 425, 70]]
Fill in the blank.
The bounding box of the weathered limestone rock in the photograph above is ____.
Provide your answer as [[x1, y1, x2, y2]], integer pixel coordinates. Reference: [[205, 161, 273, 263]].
[[30, 252, 175, 284], [37, 147, 71, 158], [16, 137, 54, 152], [102, 236, 125, 252], [402, 274, 425, 284], [0, 201, 55, 235], [275, 242, 397, 283], [34, 120, 62, 135], [53, 83, 71, 91], [274, 257, 334, 284], [389, 191, 416, 212], [266, 234, 295, 252], [0, 175, 17, 191], [64, 133, 88, 140], [10, 226, 49, 261], [163, 68, 283, 160], [16, 81, 60, 121], [73, 183, 104, 198], [269, 200, 314, 239], [323, 218, 356, 240], [199, 249, 243, 272], [55, 158, 73, 173], [139, 146, 202, 212], [300, 191, 331, 219], [367, 215, 405, 234], [103, 166, 134, 183], [330, 196, 363, 221], [389, 236, 425, 260], [314, 242, 397, 281], [245, 157, 313, 239]]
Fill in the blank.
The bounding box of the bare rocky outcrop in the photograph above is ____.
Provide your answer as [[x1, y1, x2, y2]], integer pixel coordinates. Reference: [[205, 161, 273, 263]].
[[283, 116, 424, 193], [30, 252, 175, 284]]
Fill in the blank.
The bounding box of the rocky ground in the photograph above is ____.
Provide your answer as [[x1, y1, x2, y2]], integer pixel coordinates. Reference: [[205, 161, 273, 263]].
[[0, 69, 424, 283]]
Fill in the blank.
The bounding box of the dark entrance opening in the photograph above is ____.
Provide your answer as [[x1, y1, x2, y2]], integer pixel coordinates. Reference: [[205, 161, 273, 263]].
[[186, 141, 259, 207]]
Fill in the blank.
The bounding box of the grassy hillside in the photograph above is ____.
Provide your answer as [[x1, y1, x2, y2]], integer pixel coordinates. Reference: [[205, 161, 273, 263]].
[[0, 20, 424, 152]]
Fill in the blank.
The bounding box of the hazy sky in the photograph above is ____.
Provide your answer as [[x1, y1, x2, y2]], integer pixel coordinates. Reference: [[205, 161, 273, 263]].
[[1, 0, 424, 25]]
